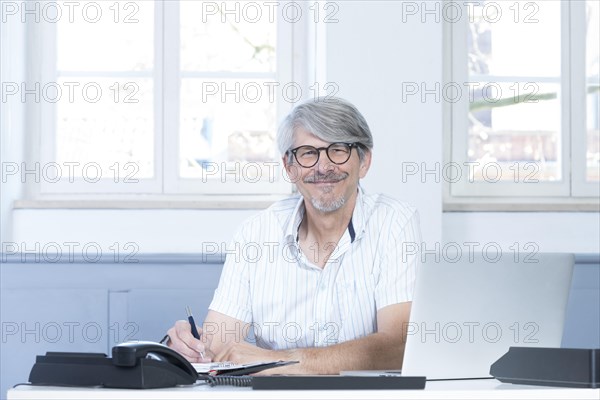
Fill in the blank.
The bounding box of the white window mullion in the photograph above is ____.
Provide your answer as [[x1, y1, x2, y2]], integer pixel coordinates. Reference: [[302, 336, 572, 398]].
[[162, 0, 181, 194], [572, 0, 600, 197], [560, 0, 573, 197], [273, 0, 295, 193], [442, 0, 454, 204], [37, 16, 56, 197], [449, 2, 469, 198], [155, 0, 167, 195]]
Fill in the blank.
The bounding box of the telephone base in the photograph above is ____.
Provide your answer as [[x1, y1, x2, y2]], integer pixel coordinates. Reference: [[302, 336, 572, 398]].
[[29, 351, 197, 389]]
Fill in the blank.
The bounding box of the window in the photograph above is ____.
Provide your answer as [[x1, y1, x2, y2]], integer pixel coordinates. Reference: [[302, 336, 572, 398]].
[[446, 0, 599, 206], [28, 0, 308, 197]]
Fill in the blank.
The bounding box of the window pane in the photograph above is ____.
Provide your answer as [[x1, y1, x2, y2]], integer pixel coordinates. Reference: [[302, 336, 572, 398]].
[[586, 0, 600, 182], [179, 79, 277, 180], [55, 78, 154, 179], [53, 1, 155, 182], [179, 1, 280, 183], [468, 82, 561, 182], [467, 1, 562, 182], [468, 1, 561, 78], [56, 1, 154, 72], [180, 1, 276, 72]]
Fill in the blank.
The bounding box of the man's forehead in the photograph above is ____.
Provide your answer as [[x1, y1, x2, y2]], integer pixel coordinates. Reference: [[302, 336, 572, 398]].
[[293, 127, 330, 147]]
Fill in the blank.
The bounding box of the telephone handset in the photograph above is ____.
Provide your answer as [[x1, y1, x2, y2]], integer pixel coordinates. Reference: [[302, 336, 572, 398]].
[[112, 340, 197, 378]]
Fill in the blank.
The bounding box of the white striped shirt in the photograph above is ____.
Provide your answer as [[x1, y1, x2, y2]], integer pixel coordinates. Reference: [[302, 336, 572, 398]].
[[209, 189, 421, 350]]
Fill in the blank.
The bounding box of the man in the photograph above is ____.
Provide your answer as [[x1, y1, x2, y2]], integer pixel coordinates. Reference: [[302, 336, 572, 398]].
[[167, 97, 421, 374]]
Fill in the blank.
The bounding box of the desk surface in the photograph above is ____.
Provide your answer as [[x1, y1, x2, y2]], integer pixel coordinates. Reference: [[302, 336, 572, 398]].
[[7, 379, 600, 400]]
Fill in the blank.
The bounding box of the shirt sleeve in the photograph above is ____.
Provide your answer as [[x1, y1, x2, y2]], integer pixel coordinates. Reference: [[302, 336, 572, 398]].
[[208, 224, 253, 323], [374, 208, 422, 309]]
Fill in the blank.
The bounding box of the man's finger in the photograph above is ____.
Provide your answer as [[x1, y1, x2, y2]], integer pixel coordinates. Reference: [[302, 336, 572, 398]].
[[167, 322, 206, 359], [174, 320, 205, 349]]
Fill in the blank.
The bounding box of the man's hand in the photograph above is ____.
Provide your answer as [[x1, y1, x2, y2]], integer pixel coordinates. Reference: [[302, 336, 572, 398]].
[[212, 341, 281, 365], [166, 320, 211, 363]]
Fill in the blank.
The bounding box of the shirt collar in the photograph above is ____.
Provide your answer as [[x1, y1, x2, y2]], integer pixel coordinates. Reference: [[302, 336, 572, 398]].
[[284, 186, 367, 244], [350, 185, 367, 242], [290, 199, 305, 242]]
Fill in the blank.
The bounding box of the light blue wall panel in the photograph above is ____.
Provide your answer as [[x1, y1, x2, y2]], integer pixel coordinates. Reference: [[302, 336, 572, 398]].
[[0, 255, 224, 397], [126, 288, 219, 343], [561, 262, 600, 348], [1, 289, 108, 397]]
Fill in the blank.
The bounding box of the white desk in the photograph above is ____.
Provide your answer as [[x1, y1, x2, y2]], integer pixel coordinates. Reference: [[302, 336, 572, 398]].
[[7, 379, 600, 400]]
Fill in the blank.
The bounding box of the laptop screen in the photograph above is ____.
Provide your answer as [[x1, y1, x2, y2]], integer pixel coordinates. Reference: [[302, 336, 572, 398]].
[[401, 253, 574, 379]]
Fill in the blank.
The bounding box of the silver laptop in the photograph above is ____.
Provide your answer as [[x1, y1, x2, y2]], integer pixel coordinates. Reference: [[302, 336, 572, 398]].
[[400, 252, 574, 380]]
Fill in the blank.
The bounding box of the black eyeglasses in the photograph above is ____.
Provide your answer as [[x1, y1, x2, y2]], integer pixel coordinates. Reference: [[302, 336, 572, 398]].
[[288, 142, 359, 168]]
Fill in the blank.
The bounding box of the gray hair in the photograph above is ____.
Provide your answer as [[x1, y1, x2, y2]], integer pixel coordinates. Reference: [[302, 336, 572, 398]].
[[277, 97, 374, 162]]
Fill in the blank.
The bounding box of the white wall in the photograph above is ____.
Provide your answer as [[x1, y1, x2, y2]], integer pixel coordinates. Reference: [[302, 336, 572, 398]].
[[10, 209, 257, 254], [444, 212, 600, 254], [324, 1, 443, 245]]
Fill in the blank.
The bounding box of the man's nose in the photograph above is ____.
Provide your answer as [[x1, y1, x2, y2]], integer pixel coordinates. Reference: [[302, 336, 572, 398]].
[[315, 153, 335, 173]]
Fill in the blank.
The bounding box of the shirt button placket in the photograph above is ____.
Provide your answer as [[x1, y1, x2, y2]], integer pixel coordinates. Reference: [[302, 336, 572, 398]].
[[313, 269, 332, 346]]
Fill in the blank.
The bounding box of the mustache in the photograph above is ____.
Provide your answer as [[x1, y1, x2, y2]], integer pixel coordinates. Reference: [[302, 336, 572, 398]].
[[303, 172, 348, 184]]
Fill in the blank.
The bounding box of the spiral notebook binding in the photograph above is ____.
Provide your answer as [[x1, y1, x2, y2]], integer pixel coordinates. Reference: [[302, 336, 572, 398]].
[[203, 375, 253, 387]]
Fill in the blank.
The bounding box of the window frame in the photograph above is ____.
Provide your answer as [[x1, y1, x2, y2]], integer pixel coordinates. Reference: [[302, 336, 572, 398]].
[[444, 0, 600, 209], [33, 0, 308, 198], [161, 0, 293, 195], [571, 0, 599, 198]]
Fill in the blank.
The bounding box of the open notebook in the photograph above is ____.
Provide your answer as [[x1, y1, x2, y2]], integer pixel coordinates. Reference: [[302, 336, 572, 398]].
[[193, 361, 298, 376]]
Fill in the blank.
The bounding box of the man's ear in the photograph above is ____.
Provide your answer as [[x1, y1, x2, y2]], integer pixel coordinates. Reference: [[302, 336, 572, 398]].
[[359, 150, 372, 179], [282, 154, 290, 170], [282, 154, 302, 185]]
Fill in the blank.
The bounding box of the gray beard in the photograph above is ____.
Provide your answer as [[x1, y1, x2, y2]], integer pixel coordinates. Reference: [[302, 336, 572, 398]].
[[304, 171, 349, 212], [311, 195, 346, 212]]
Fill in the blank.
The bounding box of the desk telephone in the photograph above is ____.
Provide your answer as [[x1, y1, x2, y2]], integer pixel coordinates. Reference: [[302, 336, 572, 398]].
[[29, 341, 198, 389]]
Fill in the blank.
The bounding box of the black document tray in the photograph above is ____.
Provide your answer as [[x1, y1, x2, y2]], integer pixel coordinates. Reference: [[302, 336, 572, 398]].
[[491, 347, 600, 388]]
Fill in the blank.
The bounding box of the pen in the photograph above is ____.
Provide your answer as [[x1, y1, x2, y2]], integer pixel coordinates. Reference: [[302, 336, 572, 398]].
[[186, 306, 205, 360]]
